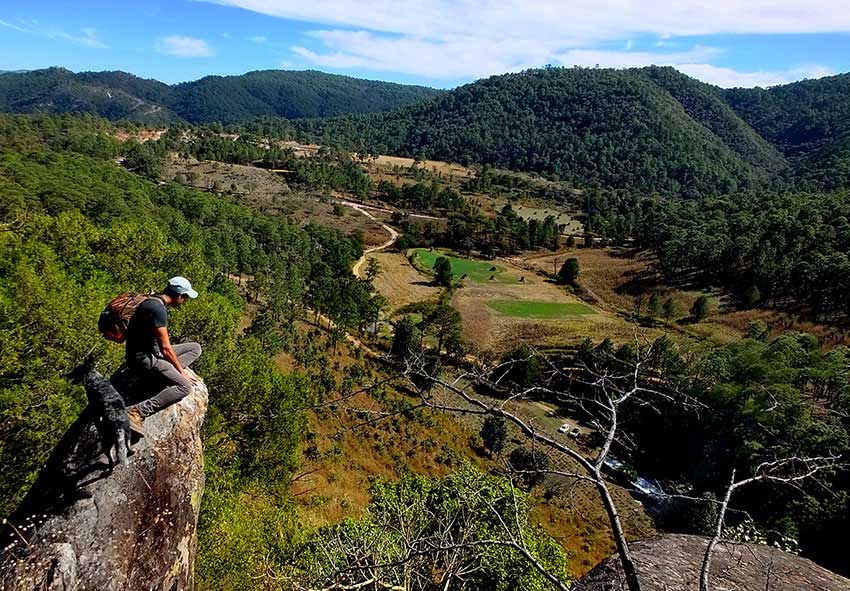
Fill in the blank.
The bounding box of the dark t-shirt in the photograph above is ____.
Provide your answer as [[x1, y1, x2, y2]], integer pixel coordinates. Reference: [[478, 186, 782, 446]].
[[125, 297, 168, 364]]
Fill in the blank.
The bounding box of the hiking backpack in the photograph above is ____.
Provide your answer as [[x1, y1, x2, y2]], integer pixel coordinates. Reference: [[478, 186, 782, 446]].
[[98, 292, 157, 343]]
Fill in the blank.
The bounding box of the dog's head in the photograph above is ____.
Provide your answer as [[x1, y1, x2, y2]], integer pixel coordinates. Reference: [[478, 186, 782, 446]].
[[66, 352, 98, 384]]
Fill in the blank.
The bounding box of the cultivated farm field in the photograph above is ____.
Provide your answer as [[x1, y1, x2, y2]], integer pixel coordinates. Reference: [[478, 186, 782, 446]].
[[487, 299, 595, 318], [410, 248, 515, 283], [372, 247, 650, 353]]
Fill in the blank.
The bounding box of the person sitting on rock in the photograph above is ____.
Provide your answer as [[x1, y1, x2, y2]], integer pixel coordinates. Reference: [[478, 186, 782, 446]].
[[125, 276, 202, 436]]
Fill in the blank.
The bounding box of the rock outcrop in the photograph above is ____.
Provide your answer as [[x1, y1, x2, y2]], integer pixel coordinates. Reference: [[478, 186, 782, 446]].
[[0, 371, 208, 591], [574, 533, 850, 591]]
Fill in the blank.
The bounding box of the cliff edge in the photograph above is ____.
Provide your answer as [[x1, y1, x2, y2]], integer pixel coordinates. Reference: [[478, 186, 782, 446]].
[[0, 372, 208, 591]]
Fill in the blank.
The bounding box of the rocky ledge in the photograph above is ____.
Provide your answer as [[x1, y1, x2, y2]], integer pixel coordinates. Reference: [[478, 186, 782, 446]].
[[0, 374, 208, 591], [574, 533, 850, 591]]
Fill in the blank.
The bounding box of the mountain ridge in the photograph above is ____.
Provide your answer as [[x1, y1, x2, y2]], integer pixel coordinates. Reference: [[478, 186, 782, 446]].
[[2, 65, 848, 194], [0, 67, 443, 124]]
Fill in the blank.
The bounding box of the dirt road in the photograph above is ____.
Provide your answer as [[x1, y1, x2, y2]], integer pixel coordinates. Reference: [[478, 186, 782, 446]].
[[335, 199, 400, 278]]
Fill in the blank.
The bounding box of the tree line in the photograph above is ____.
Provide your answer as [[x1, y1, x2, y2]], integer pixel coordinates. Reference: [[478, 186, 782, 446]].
[[585, 188, 850, 319], [397, 203, 561, 256]]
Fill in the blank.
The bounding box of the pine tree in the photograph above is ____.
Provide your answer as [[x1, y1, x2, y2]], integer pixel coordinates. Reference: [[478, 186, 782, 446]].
[[690, 295, 710, 322], [433, 256, 453, 287], [481, 416, 508, 456], [557, 257, 580, 285], [648, 294, 663, 318], [662, 297, 680, 326]]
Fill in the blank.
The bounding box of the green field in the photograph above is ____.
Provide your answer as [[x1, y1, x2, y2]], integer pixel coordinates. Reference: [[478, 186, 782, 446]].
[[487, 299, 595, 318], [410, 249, 514, 283]]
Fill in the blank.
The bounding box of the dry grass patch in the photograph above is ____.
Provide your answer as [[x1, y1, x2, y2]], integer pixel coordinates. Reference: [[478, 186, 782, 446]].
[[162, 156, 390, 246], [163, 155, 288, 206], [369, 251, 441, 311], [369, 155, 475, 179], [291, 200, 391, 247], [112, 128, 165, 143], [292, 389, 485, 528], [716, 309, 850, 349], [519, 248, 659, 314]]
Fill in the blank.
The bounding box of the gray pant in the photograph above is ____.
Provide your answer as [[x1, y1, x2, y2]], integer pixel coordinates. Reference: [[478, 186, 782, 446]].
[[134, 342, 202, 418]]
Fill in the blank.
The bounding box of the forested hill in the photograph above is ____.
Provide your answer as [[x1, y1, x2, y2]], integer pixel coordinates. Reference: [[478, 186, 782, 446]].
[[0, 67, 442, 124], [297, 66, 849, 195], [724, 72, 850, 189]]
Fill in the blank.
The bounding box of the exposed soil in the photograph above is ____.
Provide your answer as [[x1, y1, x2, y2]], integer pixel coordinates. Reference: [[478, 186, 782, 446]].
[[162, 156, 390, 246]]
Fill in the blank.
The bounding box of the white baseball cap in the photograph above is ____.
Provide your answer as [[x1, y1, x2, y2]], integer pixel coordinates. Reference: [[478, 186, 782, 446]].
[[167, 276, 198, 298]]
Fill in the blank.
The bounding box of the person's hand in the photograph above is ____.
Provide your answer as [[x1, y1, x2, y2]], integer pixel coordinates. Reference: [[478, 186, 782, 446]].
[[182, 368, 198, 383]]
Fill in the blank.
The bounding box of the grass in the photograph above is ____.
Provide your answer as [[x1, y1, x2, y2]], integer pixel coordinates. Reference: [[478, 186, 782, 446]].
[[488, 299, 595, 318], [410, 248, 515, 283]]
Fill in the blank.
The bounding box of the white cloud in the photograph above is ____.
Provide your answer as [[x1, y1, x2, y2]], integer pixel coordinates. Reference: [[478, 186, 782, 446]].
[[0, 18, 107, 48], [201, 0, 842, 86], [248, 35, 267, 43], [294, 30, 553, 78], [678, 63, 835, 87], [201, 1, 850, 39], [0, 19, 29, 33], [155, 35, 214, 57]]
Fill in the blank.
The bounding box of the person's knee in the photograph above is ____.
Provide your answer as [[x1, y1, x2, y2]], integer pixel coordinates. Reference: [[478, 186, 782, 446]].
[[179, 342, 202, 366], [175, 376, 194, 399]]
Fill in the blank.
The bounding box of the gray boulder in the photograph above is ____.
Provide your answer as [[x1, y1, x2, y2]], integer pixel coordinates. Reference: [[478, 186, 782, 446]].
[[0, 375, 208, 591], [574, 533, 850, 591]]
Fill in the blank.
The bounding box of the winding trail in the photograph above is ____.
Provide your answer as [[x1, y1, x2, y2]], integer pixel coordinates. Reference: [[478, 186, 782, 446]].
[[334, 199, 400, 278], [306, 199, 403, 356]]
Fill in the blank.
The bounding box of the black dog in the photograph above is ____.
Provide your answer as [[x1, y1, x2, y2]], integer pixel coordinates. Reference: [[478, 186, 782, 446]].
[[67, 355, 132, 469]]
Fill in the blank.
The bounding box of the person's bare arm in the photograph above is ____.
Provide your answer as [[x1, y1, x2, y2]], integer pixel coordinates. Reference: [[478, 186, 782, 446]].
[[154, 326, 194, 381]]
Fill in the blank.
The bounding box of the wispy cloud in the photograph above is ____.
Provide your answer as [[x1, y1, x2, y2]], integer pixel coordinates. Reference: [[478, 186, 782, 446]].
[[155, 35, 214, 57], [201, 1, 850, 40], [248, 35, 268, 43], [678, 63, 834, 88], [0, 19, 28, 34], [0, 18, 107, 48], [203, 0, 842, 86]]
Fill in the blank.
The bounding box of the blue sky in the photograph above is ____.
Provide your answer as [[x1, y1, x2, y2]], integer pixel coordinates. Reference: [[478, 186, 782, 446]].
[[1, 1, 849, 88]]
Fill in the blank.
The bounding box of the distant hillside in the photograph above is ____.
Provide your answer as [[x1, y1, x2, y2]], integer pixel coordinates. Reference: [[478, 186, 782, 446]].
[[170, 70, 442, 123], [0, 68, 179, 124], [641, 67, 789, 177], [724, 72, 850, 160], [724, 72, 850, 189], [298, 66, 849, 195], [0, 67, 442, 124], [299, 67, 788, 195]]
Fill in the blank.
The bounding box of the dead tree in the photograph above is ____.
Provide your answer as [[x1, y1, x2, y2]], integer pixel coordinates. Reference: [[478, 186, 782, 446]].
[[395, 339, 690, 591], [325, 338, 845, 591], [699, 455, 841, 591]]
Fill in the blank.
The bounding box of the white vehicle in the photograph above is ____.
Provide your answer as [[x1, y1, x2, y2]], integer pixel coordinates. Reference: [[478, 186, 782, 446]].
[[557, 423, 571, 434], [568, 427, 581, 438]]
